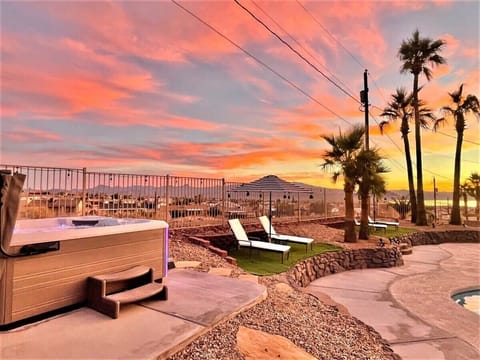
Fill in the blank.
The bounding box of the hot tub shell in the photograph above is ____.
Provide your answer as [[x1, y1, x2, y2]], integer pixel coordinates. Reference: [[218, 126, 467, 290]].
[[0, 217, 168, 326]]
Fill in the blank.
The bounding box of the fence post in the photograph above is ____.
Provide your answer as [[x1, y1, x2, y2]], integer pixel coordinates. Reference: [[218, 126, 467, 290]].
[[297, 192, 300, 222], [82, 167, 87, 216], [221, 178, 226, 227], [165, 175, 170, 222], [324, 188, 327, 219]]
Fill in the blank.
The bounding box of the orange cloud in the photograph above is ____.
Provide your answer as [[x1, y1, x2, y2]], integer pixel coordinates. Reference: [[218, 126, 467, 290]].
[[2, 33, 157, 116], [431, 64, 451, 79], [271, 93, 361, 137], [369, 121, 398, 137]]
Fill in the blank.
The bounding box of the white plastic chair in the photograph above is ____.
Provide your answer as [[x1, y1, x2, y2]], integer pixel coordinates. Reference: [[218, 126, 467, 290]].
[[228, 218, 290, 263], [258, 216, 314, 252]]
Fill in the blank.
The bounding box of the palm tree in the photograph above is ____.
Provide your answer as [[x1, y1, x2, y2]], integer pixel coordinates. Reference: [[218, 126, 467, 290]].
[[380, 88, 416, 223], [398, 29, 446, 225], [466, 172, 480, 221], [390, 197, 411, 220], [434, 84, 479, 224], [356, 148, 388, 240], [322, 126, 364, 243], [380, 88, 436, 224]]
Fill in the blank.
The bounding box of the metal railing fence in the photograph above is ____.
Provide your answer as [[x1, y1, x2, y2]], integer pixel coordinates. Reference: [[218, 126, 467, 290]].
[[1, 164, 346, 228]]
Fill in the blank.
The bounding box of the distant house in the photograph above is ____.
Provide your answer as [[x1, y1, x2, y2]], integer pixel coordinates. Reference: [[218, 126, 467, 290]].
[[48, 198, 83, 216]]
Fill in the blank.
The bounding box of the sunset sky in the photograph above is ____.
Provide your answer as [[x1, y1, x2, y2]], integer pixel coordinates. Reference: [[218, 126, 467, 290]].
[[1, 1, 479, 191]]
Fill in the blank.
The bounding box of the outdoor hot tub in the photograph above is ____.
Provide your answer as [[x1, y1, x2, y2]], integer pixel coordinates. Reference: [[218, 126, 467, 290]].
[[0, 216, 168, 326]]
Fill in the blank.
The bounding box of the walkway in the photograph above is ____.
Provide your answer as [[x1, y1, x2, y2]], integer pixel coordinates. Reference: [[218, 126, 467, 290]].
[[306, 243, 480, 360], [0, 269, 266, 359]]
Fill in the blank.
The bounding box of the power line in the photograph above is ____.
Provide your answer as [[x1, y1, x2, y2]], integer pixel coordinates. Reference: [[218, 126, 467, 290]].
[[170, 0, 354, 127], [371, 101, 480, 146], [237, 0, 414, 167], [249, 0, 357, 97], [296, 0, 365, 69], [368, 73, 390, 105], [292, 3, 409, 157], [239, 0, 410, 161], [293, 3, 460, 181], [296, 1, 457, 155], [171, 0, 465, 183], [424, 151, 479, 164], [296, 1, 396, 110], [234, 0, 360, 104], [435, 130, 480, 145]]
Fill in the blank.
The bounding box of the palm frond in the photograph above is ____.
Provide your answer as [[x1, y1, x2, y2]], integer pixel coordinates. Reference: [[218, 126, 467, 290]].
[[379, 121, 389, 134], [423, 67, 433, 81], [433, 117, 445, 132], [448, 84, 464, 104], [464, 95, 480, 113]]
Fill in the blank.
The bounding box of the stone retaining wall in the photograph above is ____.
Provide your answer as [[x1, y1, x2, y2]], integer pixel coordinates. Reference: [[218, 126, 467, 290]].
[[390, 230, 479, 246], [288, 247, 404, 288], [287, 229, 479, 289]]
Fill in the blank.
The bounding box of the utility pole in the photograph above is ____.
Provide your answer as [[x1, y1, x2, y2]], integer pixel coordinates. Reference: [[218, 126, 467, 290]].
[[358, 70, 370, 239], [360, 69, 369, 149]]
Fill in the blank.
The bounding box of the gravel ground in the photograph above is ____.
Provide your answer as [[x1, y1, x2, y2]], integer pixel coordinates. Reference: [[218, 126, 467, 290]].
[[168, 222, 399, 360]]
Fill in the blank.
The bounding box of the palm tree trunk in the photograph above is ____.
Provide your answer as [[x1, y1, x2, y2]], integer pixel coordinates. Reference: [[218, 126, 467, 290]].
[[344, 181, 357, 243], [413, 74, 427, 225], [450, 128, 463, 224], [402, 131, 417, 223], [359, 182, 369, 240]]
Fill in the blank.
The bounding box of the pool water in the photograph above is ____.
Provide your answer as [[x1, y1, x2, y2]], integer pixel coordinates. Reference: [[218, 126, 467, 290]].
[[452, 289, 480, 315]]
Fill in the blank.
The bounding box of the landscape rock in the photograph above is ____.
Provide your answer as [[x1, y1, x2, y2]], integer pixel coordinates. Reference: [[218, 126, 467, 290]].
[[237, 326, 316, 360]]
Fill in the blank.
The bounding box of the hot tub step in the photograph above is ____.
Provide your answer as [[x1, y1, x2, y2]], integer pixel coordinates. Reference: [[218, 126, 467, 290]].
[[87, 265, 168, 319], [91, 265, 152, 282], [106, 282, 167, 304]]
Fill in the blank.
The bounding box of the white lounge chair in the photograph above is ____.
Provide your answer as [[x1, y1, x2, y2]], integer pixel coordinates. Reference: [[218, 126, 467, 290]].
[[354, 219, 387, 232], [258, 216, 314, 252], [368, 216, 399, 229], [228, 219, 290, 263]]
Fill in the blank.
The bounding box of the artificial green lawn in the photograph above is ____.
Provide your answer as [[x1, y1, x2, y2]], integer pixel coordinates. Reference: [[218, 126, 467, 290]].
[[232, 227, 416, 276], [232, 242, 342, 276]]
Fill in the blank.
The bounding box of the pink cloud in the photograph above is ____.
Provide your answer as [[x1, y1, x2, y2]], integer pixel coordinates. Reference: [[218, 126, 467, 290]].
[[1, 31, 204, 126], [3, 128, 63, 143], [441, 33, 461, 58]]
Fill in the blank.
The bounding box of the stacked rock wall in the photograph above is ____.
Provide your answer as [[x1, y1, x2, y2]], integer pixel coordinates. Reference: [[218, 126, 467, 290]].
[[288, 247, 403, 288], [390, 230, 479, 246]]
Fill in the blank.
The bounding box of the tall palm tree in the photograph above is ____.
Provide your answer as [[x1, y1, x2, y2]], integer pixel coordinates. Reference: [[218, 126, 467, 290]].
[[398, 29, 446, 225], [380, 88, 416, 223], [380, 88, 436, 224], [322, 125, 364, 243], [356, 148, 388, 240], [466, 172, 480, 221], [434, 84, 479, 224]]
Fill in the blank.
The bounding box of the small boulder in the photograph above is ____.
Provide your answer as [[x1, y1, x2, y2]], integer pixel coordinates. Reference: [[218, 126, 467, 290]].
[[237, 326, 316, 360]]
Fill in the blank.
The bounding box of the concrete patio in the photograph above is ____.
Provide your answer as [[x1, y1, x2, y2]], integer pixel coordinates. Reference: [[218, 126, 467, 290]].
[[0, 269, 266, 359], [306, 243, 480, 360]]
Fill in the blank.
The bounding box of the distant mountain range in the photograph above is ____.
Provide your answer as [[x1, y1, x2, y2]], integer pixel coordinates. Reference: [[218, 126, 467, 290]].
[[294, 182, 457, 203], [31, 183, 457, 203]]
